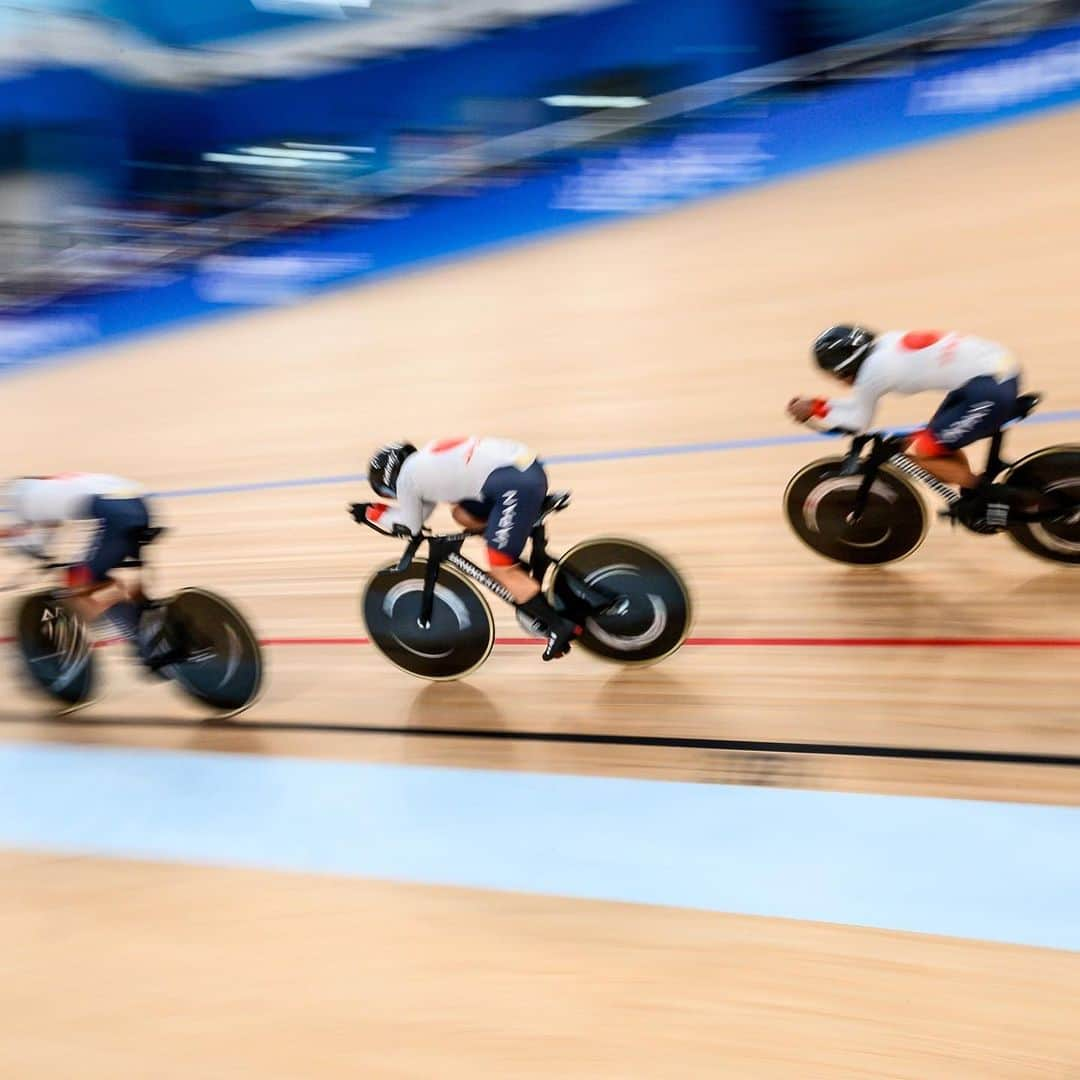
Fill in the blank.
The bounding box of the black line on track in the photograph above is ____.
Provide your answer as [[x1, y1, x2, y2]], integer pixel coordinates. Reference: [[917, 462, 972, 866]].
[[5, 714, 1080, 769]]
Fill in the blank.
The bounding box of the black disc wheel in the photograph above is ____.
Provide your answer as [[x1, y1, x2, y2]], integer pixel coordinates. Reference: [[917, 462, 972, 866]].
[[1004, 445, 1080, 565], [363, 559, 495, 680], [159, 588, 263, 715], [548, 538, 690, 664], [784, 458, 928, 566], [14, 590, 96, 707]]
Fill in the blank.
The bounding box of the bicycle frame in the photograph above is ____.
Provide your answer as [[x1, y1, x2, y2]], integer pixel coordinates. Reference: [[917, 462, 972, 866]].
[[391, 516, 560, 629], [3, 519, 162, 598], [835, 421, 1071, 527], [42, 553, 154, 603], [838, 433, 961, 524]]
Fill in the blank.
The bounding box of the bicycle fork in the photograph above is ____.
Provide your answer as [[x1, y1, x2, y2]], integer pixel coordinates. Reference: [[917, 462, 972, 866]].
[[415, 536, 516, 629]]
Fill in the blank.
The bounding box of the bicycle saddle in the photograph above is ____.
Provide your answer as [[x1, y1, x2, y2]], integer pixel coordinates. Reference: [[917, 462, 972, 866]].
[[129, 526, 167, 546], [1011, 393, 1041, 422], [539, 491, 571, 520]]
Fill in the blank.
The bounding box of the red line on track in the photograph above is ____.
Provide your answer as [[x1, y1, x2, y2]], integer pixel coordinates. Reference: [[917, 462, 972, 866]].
[[261, 637, 372, 646], [5, 635, 1077, 649], [683, 636, 1080, 648], [259, 636, 1080, 649]]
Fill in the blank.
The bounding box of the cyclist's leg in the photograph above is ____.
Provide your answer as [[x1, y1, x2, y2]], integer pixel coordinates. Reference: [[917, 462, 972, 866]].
[[67, 497, 150, 632], [482, 462, 547, 598], [907, 376, 1018, 488], [452, 497, 493, 533], [480, 463, 577, 660]]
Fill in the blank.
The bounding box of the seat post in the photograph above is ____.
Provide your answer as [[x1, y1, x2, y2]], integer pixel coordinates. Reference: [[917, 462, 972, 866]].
[[529, 521, 550, 578], [983, 428, 1006, 483]]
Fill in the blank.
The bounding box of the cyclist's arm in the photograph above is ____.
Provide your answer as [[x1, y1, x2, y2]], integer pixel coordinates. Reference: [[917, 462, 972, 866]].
[[0, 522, 56, 558], [813, 371, 889, 433], [365, 479, 433, 537]]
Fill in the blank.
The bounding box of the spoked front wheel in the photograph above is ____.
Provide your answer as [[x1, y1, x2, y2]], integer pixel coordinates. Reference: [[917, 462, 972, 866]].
[[13, 590, 96, 708], [548, 538, 691, 664], [784, 458, 928, 566], [1004, 445, 1080, 564], [363, 559, 495, 680], [158, 588, 263, 716]]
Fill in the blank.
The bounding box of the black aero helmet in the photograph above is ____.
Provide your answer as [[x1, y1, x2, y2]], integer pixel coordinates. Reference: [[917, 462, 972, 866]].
[[813, 325, 876, 379], [368, 441, 417, 499]]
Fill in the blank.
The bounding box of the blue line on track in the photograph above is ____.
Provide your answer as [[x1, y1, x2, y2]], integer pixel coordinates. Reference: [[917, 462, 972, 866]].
[[145, 408, 1080, 501], [155, 472, 366, 500], [0, 409, 1074, 512]]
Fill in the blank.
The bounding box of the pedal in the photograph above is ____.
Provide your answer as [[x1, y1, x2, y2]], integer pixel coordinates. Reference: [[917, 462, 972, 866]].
[[137, 609, 186, 676], [953, 485, 1013, 535]]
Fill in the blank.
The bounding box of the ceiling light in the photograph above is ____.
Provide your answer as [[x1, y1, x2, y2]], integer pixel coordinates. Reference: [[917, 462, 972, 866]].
[[285, 142, 375, 153], [541, 95, 648, 109], [241, 146, 349, 161], [204, 152, 306, 167]]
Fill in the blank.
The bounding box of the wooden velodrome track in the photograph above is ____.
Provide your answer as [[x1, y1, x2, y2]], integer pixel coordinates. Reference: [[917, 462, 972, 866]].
[[2, 107, 1080, 1076]]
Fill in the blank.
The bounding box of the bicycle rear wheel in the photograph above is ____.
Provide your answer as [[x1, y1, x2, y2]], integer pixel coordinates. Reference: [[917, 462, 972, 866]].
[[548, 538, 690, 665], [159, 588, 263, 716], [1004, 445, 1080, 564]]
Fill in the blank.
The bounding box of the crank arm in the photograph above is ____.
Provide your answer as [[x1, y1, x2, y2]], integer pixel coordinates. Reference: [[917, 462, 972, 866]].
[[558, 568, 620, 614]]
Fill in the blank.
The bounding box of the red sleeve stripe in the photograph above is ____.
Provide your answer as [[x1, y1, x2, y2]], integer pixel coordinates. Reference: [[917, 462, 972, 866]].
[[810, 398, 830, 419], [366, 503, 389, 522], [487, 547, 517, 567]]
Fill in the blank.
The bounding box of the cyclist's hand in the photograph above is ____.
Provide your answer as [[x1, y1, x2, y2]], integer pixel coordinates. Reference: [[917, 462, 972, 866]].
[[349, 502, 404, 537], [787, 397, 816, 423]]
